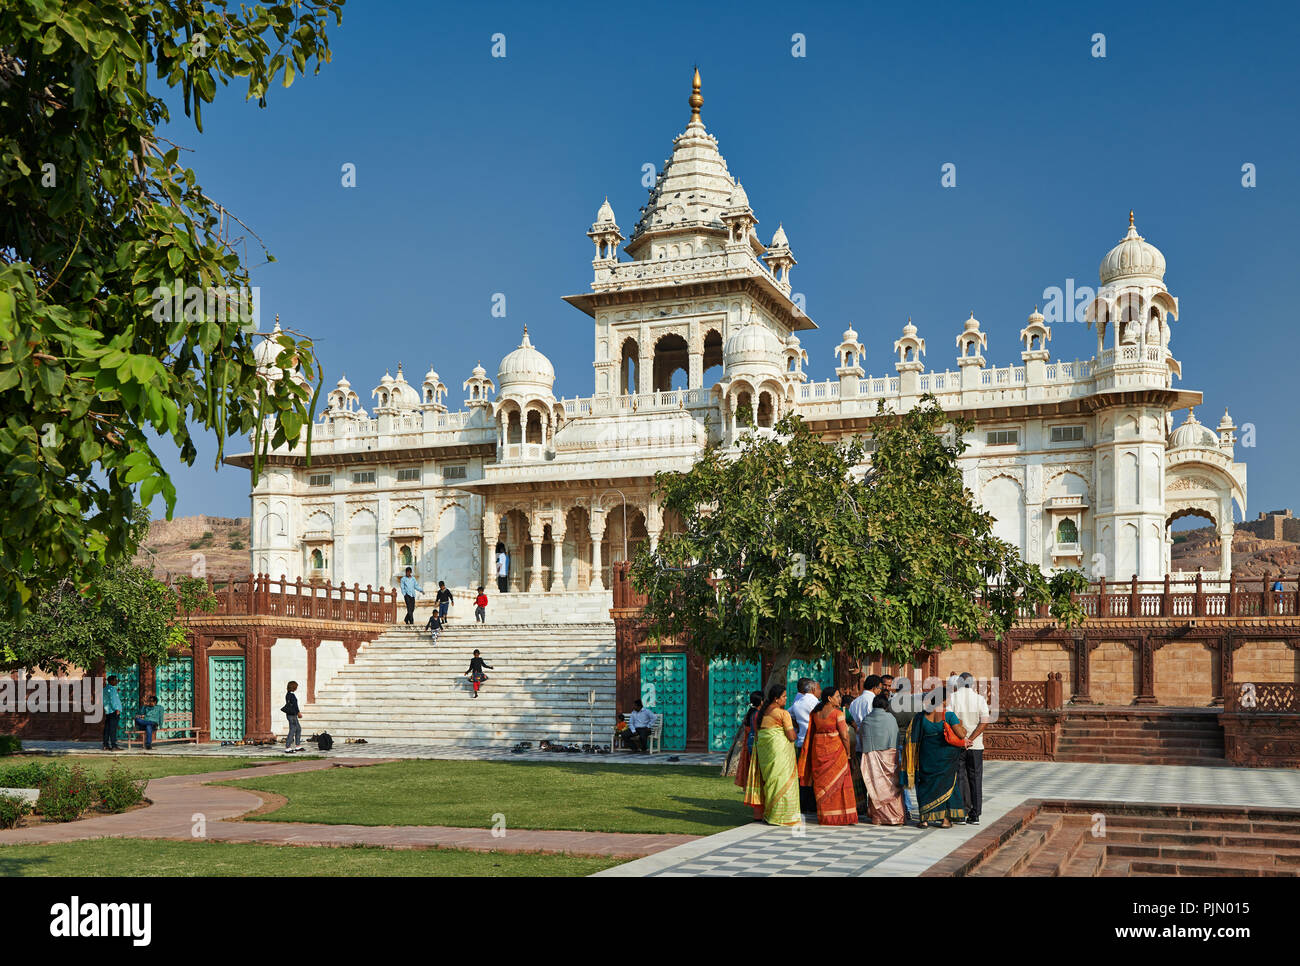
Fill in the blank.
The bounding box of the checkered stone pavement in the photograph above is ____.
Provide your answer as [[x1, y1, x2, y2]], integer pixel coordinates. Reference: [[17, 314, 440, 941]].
[[600, 758, 1300, 877], [645, 821, 920, 876]]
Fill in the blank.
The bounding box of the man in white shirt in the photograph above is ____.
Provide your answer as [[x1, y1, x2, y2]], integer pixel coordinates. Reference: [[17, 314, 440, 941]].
[[789, 678, 821, 815], [949, 672, 991, 825], [495, 542, 510, 594], [626, 700, 657, 753], [847, 674, 882, 752]]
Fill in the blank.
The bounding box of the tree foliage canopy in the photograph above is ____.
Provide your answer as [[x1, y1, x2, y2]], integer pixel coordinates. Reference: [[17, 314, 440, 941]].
[[0, 506, 216, 673], [0, 0, 345, 617], [630, 400, 1086, 680]]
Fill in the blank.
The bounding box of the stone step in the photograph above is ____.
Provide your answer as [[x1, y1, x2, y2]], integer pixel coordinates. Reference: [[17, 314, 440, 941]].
[[1105, 828, 1300, 852], [1060, 841, 1106, 877], [1054, 753, 1230, 766], [968, 815, 1062, 877], [1018, 823, 1092, 877]]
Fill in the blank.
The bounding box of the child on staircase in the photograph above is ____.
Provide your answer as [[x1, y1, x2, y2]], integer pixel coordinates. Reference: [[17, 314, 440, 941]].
[[474, 586, 488, 623], [464, 649, 493, 698]]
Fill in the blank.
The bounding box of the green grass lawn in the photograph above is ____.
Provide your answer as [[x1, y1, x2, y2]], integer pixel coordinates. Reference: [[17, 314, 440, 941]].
[[224, 760, 750, 835], [0, 838, 619, 877], [0, 754, 299, 782]]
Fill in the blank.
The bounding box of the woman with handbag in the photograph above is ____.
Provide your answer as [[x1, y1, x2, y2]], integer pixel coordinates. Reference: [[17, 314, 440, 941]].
[[898, 687, 969, 828]]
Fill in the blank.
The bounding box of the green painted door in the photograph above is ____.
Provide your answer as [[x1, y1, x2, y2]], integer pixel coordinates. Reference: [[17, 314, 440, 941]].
[[639, 653, 686, 751], [707, 657, 761, 751], [208, 656, 245, 741], [107, 664, 140, 743], [156, 657, 194, 740], [786, 657, 834, 705]]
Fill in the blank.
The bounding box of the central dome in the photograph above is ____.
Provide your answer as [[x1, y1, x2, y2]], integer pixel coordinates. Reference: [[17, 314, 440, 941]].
[[1100, 212, 1166, 285], [497, 326, 555, 393], [724, 320, 784, 370]]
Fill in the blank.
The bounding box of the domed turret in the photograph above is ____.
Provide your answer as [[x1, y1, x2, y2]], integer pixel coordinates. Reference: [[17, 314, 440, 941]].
[[1168, 409, 1219, 450], [1100, 211, 1166, 286], [463, 360, 495, 408], [723, 319, 784, 372], [497, 326, 556, 394]]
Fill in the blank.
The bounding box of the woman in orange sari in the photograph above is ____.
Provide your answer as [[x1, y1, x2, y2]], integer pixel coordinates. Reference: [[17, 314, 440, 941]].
[[734, 690, 765, 820], [797, 685, 858, 825]]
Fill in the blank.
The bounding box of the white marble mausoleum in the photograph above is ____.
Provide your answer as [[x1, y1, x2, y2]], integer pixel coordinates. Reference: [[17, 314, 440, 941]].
[[234, 72, 1247, 602]]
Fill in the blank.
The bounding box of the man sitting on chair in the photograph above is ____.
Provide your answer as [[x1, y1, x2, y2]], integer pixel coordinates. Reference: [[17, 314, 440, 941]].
[[626, 700, 656, 753]]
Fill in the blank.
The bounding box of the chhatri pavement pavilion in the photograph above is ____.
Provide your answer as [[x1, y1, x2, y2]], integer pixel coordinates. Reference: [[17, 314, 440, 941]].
[[16, 73, 1293, 768]]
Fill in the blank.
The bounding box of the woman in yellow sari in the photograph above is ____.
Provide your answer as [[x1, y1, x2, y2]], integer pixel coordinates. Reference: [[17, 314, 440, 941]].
[[742, 683, 800, 826]]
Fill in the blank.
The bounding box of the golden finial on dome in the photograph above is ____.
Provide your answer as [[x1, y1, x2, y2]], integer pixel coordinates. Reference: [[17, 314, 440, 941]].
[[689, 66, 703, 121], [1129, 209, 1135, 227]]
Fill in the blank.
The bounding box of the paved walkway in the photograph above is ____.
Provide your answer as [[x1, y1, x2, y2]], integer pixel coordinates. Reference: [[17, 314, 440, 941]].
[[0, 759, 697, 859], [597, 759, 1300, 876], [20, 740, 723, 768]]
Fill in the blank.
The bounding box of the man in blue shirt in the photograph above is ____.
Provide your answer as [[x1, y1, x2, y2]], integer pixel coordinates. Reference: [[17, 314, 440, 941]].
[[102, 675, 123, 750], [399, 567, 422, 625]]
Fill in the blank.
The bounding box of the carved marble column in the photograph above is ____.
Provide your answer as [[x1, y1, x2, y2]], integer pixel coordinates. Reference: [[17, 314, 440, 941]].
[[589, 509, 607, 592], [529, 521, 545, 593], [551, 524, 566, 593]]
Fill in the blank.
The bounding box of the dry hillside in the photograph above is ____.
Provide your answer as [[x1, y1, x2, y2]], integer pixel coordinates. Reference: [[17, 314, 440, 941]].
[[1171, 525, 1300, 578], [134, 515, 252, 580]]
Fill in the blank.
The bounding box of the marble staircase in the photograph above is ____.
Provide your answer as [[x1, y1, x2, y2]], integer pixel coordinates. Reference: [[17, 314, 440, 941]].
[[303, 620, 617, 747]]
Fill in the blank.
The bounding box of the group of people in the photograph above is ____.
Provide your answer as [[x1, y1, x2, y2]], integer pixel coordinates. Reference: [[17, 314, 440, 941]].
[[400, 568, 466, 626], [735, 672, 990, 830], [100, 675, 167, 751]]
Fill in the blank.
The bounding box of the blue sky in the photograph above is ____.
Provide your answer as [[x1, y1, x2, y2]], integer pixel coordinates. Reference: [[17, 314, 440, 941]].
[[151, 0, 1300, 523]]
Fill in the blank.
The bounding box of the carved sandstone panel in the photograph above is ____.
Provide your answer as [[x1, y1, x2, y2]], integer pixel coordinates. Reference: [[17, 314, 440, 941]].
[[1153, 640, 1219, 706], [1091, 640, 1138, 706], [1233, 640, 1299, 683], [1013, 641, 1074, 703]]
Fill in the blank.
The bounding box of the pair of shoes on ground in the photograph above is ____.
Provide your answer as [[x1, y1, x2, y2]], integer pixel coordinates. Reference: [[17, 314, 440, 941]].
[[283, 745, 308, 753]]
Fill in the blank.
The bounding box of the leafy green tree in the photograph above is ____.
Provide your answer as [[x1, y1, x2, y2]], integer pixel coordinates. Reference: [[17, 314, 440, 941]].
[[0, 507, 216, 673], [0, 0, 346, 617], [630, 399, 1087, 693]]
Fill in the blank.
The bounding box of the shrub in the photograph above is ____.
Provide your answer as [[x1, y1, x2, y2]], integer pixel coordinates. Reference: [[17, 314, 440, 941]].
[[0, 761, 55, 789], [0, 794, 33, 830], [0, 735, 21, 756], [36, 764, 94, 822], [96, 765, 147, 813], [229, 538, 245, 550]]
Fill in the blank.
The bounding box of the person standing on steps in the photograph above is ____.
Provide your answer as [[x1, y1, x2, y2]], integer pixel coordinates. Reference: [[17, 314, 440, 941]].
[[436, 580, 454, 623], [400, 567, 422, 625], [495, 542, 510, 594], [474, 586, 488, 623], [465, 649, 493, 698]]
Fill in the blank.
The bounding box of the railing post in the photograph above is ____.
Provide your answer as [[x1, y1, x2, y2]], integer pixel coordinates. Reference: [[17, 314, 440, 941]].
[[1162, 573, 1170, 617], [1130, 575, 1138, 617], [1227, 572, 1236, 617], [1265, 571, 1275, 617], [1098, 576, 1106, 617], [1195, 571, 1204, 618]]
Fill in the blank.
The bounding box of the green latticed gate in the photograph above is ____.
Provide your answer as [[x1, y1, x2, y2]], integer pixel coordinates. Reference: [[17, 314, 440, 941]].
[[707, 657, 761, 751], [639, 653, 686, 750], [208, 656, 245, 741], [106, 664, 140, 743], [155, 657, 194, 740], [786, 657, 834, 705]]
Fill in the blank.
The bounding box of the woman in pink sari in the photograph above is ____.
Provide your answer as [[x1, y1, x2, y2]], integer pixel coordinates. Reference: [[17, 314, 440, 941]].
[[858, 693, 905, 825]]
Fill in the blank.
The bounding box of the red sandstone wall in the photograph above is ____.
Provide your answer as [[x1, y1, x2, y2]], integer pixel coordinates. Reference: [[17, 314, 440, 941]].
[[1091, 640, 1138, 705], [1014, 642, 1074, 702], [1234, 640, 1299, 683], [1154, 640, 1219, 706]]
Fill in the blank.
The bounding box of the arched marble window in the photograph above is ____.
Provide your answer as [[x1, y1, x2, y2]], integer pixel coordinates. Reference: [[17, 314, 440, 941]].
[[1056, 519, 1078, 544]]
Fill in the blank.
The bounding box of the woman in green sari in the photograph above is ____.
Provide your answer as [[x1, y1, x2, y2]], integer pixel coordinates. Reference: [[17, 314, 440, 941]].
[[899, 688, 968, 828], [742, 683, 801, 826]]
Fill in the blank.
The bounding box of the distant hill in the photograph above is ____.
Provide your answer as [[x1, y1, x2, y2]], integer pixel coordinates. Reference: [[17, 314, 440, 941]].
[[134, 515, 251, 580], [1171, 524, 1300, 578]]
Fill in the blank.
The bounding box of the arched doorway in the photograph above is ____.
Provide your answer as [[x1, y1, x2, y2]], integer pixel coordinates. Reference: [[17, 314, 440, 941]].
[[652, 333, 689, 392], [620, 338, 639, 396]]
